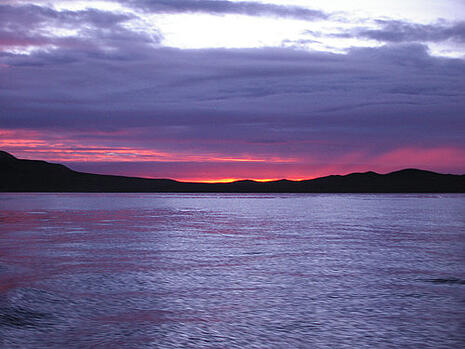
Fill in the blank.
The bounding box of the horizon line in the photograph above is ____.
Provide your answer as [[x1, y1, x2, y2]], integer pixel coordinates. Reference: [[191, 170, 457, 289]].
[[1, 150, 462, 184]]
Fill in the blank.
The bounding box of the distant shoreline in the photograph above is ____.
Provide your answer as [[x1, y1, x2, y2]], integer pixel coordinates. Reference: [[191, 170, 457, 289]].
[[1, 151, 464, 193]]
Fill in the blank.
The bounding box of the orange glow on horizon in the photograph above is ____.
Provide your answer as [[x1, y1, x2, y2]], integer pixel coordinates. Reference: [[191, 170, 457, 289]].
[[0, 129, 294, 164], [11, 149, 293, 164], [1, 128, 464, 181], [176, 177, 310, 183]]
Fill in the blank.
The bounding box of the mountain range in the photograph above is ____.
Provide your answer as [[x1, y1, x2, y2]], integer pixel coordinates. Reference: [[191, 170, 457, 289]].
[[1, 150, 464, 192]]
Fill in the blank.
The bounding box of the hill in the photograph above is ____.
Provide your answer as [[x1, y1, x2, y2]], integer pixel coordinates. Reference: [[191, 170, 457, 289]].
[[1, 151, 464, 192]]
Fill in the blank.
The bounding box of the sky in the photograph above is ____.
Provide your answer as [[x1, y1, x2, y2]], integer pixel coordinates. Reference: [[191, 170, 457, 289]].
[[1, 0, 464, 181]]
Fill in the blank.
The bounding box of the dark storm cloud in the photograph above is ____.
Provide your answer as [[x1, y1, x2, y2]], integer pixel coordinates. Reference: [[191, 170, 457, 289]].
[[127, 0, 328, 20], [337, 20, 465, 43]]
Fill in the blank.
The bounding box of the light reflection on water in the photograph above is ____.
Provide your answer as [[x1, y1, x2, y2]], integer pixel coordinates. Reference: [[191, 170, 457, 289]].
[[0, 193, 464, 348]]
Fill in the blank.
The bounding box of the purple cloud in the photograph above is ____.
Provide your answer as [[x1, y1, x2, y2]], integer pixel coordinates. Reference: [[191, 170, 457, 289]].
[[128, 0, 328, 20], [0, 4, 160, 56], [0, 1, 464, 179], [1, 44, 464, 156], [333, 20, 465, 43]]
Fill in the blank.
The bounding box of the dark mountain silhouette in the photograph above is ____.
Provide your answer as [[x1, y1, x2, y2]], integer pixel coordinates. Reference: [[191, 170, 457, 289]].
[[1, 150, 464, 192]]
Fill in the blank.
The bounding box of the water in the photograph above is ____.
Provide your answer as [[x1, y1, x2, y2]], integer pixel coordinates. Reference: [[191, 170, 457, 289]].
[[0, 193, 464, 348]]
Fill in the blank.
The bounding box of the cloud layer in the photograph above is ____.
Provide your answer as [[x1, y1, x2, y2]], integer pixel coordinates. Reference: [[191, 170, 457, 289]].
[[345, 20, 465, 43], [127, 0, 328, 20], [1, 1, 464, 180]]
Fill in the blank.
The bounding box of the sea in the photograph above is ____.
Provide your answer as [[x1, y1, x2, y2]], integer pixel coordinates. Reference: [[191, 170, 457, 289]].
[[0, 193, 464, 348]]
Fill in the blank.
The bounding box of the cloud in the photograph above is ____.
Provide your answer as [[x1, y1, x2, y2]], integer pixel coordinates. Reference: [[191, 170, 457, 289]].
[[0, 4, 161, 57], [0, 2, 464, 178], [128, 0, 328, 21], [0, 4, 135, 31], [341, 20, 465, 43], [1, 44, 464, 165]]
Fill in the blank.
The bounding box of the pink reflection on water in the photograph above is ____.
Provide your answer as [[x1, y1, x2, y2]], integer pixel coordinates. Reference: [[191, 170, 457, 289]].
[[0, 208, 178, 294]]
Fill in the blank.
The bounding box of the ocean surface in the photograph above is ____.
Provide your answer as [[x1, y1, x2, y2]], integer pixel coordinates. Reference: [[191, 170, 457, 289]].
[[0, 193, 464, 348]]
